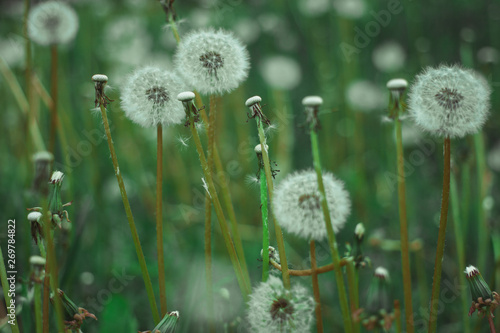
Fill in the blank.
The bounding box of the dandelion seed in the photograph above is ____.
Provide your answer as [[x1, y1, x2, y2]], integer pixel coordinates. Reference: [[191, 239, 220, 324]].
[[259, 56, 302, 91], [273, 169, 351, 241], [28, 1, 79, 46], [121, 66, 187, 128], [247, 276, 315, 333], [176, 135, 190, 148], [408, 65, 491, 138], [174, 28, 250, 95], [372, 42, 406, 73], [346, 80, 387, 112], [201, 178, 211, 198]]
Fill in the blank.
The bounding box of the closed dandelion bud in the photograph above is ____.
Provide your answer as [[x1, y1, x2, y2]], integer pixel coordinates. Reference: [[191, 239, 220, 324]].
[[28, 1, 79, 46], [247, 276, 315, 332], [174, 29, 250, 95], [352, 223, 370, 268], [27, 211, 43, 243], [48, 171, 64, 214], [30, 256, 46, 283], [121, 67, 187, 128], [142, 311, 179, 333], [408, 65, 491, 138], [302, 96, 323, 130], [51, 289, 97, 330], [273, 170, 350, 241], [464, 266, 500, 317], [32, 151, 53, 195], [386, 78, 408, 102]]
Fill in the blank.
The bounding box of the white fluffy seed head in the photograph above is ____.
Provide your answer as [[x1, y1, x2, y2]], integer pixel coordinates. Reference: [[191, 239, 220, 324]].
[[121, 66, 187, 128], [27, 211, 42, 222], [245, 96, 262, 107], [346, 80, 387, 112], [386, 78, 408, 90], [372, 41, 406, 73], [92, 74, 108, 83], [464, 265, 479, 278], [259, 56, 302, 90], [174, 28, 250, 95], [177, 91, 195, 102], [302, 96, 323, 107], [247, 276, 315, 332], [273, 170, 351, 241], [374, 267, 390, 280], [408, 65, 491, 138], [30, 255, 46, 266], [28, 1, 79, 46], [50, 171, 64, 184], [354, 222, 365, 238]]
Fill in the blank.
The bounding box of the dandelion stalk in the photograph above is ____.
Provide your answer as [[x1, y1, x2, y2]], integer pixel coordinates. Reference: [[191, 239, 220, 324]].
[[450, 171, 470, 333], [270, 257, 349, 276], [93, 74, 160, 324], [179, 92, 251, 298], [34, 281, 43, 333], [0, 245, 20, 333], [310, 240, 324, 333], [474, 132, 488, 270], [156, 123, 167, 316], [346, 258, 359, 333], [302, 96, 352, 332], [394, 300, 402, 333], [257, 150, 270, 282], [389, 79, 414, 333], [428, 137, 451, 333], [48, 45, 58, 154]]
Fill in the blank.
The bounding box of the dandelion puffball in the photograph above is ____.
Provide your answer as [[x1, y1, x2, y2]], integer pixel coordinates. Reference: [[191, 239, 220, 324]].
[[174, 29, 250, 95], [346, 80, 387, 112], [121, 66, 187, 128], [28, 1, 79, 46], [408, 65, 491, 138], [273, 170, 351, 241], [247, 276, 315, 333], [259, 56, 302, 91], [372, 41, 406, 73]]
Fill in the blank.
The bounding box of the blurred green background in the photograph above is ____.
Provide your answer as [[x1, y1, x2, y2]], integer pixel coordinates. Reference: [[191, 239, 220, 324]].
[[1, 0, 500, 332]]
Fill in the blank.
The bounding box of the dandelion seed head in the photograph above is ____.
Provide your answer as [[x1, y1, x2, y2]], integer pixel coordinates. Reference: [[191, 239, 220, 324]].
[[174, 28, 250, 95], [259, 56, 302, 91], [245, 96, 262, 107], [254, 144, 268, 154], [273, 169, 351, 241], [32, 151, 54, 162], [121, 66, 187, 128], [233, 18, 261, 44], [28, 211, 42, 222], [302, 96, 323, 107], [0, 35, 25, 68], [372, 41, 406, 73], [374, 267, 390, 280], [28, 1, 79, 46], [477, 47, 499, 64], [386, 78, 408, 90], [355, 223, 365, 238], [333, 0, 366, 19], [247, 276, 315, 332], [347, 80, 387, 112], [298, 0, 331, 17], [408, 65, 491, 138], [92, 74, 108, 83], [177, 91, 196, 102]]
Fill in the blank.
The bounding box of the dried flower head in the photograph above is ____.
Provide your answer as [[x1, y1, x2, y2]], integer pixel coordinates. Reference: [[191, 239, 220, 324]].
[[464, 266, 500, 317], [247, 276, 315, 332], [174, 28, 250, 95], [121, 66, 187, 128], [408, 65, 491, 138], [273, 169, 351, 241], [28, 1, 79, 46], [259, 56, 302, 91]]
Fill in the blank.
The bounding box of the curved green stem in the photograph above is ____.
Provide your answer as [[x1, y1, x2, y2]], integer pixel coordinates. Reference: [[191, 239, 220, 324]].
[[310, 129, 352, 333], [98, 102, 160, 324], [428, 137, 451, 333]]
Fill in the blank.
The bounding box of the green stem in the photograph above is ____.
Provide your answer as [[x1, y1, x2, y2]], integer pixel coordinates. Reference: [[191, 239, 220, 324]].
[[49, 45, 58, 154], [450, 172, 470, 333], [346, 258, 359, 333], [474, 132, 488, 271], [204, 193, 215, 333], [395, 113, 414, 333], [310, 129, 352, 333], [98, 102, 160, 324], [34, 281, 43, 333], [256, 119, 291, 289], [260, 167, 270, 282], [428, 137, 451, 333], [157, 124, 167, 316], [0, 244, 20, 333], [310, 240, 324, 333], [187, 109, 251, 298]]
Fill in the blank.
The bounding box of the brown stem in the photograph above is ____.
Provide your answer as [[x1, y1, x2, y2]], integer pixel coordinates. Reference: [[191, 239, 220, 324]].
[[489, 314, 497, 333], [42, 274, 50, 333], [310, 241, 324, 333], [428, 137, 451, 333], [270, 257, 348, 276]]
